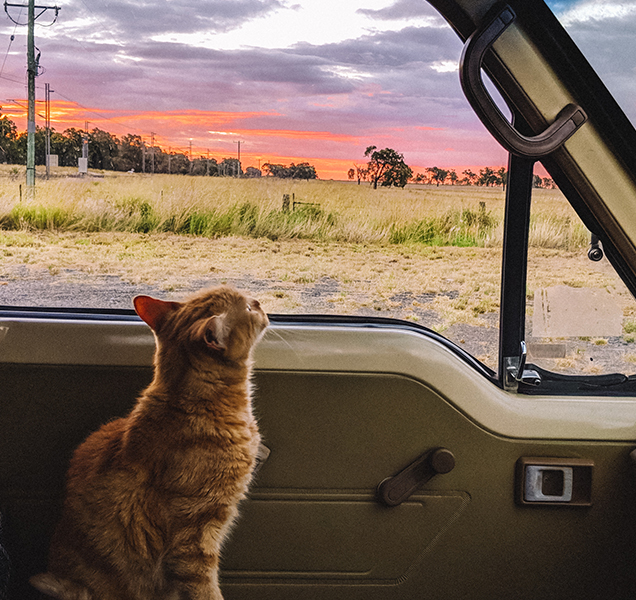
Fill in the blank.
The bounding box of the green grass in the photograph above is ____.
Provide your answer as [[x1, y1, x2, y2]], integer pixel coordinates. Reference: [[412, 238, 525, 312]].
[[388, 206, 497, 246]]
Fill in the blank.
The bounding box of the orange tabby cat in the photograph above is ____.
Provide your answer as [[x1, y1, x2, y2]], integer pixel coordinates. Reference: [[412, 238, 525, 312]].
[[30, 285, 268, 600]]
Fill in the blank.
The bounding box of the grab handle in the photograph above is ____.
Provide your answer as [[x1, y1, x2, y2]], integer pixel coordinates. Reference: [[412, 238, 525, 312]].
[[459, 4, 586, 158]]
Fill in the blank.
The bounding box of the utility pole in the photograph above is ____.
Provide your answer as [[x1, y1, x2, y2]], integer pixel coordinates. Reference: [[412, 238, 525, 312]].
[[4, 0, 60, 191], [235, 140, 244, 177], [79, 120, 89, 175], [84, 121, 90, 160], [150, 132, 155, 174], [44, 82, 52, 179], [26, 0, 35, 187]]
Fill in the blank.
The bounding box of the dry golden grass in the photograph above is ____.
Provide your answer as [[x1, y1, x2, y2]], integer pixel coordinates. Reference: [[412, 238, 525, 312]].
[[0, 169, 586, 249]]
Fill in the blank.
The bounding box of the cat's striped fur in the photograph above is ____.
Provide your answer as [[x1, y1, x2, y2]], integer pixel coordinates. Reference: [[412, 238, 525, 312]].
[[31, 286, 268, 600]]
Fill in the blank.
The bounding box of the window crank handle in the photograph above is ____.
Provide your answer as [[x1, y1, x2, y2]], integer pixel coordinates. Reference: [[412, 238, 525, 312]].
[[376, 448, 455, 507]]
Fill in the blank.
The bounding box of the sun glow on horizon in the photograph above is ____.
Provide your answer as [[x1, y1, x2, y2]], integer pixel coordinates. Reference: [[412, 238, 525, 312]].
[[2, 99, 512, 180]]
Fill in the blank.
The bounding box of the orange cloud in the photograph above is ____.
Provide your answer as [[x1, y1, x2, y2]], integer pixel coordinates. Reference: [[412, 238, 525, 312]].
[[4, 99, 280, 136], [208, 129, 358, 143]]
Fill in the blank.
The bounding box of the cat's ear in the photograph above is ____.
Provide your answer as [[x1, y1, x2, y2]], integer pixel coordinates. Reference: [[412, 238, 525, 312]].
[[134, 295, 181, 331], [200, 315, 228, 352]]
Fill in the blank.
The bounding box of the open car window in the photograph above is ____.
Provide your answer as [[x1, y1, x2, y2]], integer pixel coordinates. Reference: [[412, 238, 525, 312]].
[[0, 0, 508, 373], [521, 1, 636, 384]]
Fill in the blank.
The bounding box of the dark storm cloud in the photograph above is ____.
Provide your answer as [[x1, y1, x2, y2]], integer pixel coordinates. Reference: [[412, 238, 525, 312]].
[[357, 0, 442, 21], [289, 25, 461, 70]]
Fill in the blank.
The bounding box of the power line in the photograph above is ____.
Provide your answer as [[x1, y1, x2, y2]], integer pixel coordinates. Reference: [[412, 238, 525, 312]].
[[76, 0, 124, 47]]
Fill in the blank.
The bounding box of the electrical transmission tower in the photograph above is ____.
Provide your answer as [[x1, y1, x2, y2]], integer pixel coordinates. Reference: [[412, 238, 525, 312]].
[[4, 0, 60, 190]]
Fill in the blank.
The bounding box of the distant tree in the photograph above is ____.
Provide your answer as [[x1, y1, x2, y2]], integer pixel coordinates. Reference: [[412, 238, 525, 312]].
[[152, 148, 168, 173], [289, 162, 317, 179], [364, 146, 412, 189], [114, 134, 144, 172], [461, 169, 477, 185], [0, 116, 18, 163], [496, 167, 507, 189], [51, 128, 84, 167], [448, 169, 458, 185], [385, 161, 412, 187], [347, 168, 355, 181], [262, 162, 285, 177], [189, 157, 206, 176], [15, 126, 54, 166], [353, 163, 368, 185], [245, 166, 261, 178], [427, 166, 448, 187], [89, 128, 119, 170], [219, 157, 242, 177], [167, 152, 190, 175], [49, 130, 68, 165], [262, 161, 317, 179], [478, 167, 497, 186], [205, 157, 219, 176], [413, 171, 434, 184]]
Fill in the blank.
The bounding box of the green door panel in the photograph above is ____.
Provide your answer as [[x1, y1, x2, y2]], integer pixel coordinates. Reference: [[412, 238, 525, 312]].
[[220, 370, 636, 599], [222, 493, 469, 582], [5, 320, 636, 441], [249, 372, 472, 490]]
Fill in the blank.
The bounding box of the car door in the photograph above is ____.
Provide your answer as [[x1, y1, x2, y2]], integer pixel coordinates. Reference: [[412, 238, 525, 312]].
[[4, 1, 636, 599]]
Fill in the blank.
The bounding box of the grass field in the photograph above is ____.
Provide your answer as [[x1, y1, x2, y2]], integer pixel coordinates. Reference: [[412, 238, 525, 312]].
[[0, 166, 588, 249]]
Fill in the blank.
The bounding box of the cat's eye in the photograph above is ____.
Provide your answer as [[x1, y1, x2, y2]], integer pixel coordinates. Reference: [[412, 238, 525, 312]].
[[246, 304, 252, 312]]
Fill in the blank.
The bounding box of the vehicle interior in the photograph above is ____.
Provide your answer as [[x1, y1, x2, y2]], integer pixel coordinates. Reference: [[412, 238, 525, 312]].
[[3, 0, 636, 598]]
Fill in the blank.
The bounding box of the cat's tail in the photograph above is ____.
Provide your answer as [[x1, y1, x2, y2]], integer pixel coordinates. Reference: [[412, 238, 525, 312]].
[[29, 573, 90, 600]]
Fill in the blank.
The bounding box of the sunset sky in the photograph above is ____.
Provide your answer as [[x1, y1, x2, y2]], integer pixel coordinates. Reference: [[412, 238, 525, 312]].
[[0, 0, 634, 179]]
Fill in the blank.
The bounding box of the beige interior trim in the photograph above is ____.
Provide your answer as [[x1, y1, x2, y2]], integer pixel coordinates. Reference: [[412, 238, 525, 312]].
[[2, 317, 636, 441]]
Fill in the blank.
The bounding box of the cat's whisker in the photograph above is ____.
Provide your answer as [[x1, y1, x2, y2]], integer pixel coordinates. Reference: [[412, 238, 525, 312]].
[[265, 327, 299, 356]]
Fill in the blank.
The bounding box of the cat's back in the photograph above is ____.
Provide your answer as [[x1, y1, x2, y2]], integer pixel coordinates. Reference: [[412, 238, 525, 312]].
[[66, 417, 130, 486]]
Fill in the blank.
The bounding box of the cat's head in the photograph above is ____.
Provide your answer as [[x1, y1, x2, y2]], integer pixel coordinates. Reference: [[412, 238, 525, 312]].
[[133, 286, 269, 364]]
